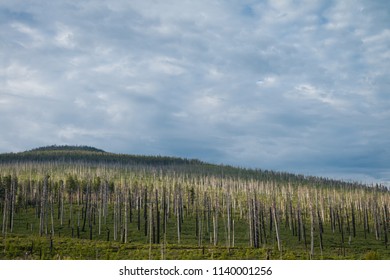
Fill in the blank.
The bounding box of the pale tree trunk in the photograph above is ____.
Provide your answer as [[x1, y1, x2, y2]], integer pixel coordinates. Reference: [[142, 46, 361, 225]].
[[40, 176, 49, 236], [2, 188, 8, 235], [124, 188, 128, 243], [10, 175, 17, 233], [310, 201, 315, 259], [273, 200, 281, 252]]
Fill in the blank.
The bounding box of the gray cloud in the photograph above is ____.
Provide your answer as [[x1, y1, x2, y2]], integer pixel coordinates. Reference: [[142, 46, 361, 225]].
[[1, 0, 389, 184]]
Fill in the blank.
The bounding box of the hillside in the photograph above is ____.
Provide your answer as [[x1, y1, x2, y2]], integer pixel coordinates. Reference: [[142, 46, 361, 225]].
[[0, 145, 203, 166], [0, 145, 376, 189], [0, 145, 389, 260]]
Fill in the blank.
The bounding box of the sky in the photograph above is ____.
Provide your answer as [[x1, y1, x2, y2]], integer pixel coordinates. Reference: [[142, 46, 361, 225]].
[[0, 0, 389, 184]]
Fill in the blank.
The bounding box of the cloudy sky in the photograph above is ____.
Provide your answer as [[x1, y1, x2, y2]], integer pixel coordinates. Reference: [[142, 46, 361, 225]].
[[1, 0, 389, 184]]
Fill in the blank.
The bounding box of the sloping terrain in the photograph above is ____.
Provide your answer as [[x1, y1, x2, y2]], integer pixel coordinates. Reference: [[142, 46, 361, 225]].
[[0, 146, 388, 260]]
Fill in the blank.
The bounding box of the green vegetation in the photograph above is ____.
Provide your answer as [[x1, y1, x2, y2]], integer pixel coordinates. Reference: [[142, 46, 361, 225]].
[[0, 146, 389, 260]]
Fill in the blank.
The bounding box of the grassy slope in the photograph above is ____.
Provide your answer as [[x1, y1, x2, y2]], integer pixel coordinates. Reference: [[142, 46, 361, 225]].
[[2, 210, 387, 260]]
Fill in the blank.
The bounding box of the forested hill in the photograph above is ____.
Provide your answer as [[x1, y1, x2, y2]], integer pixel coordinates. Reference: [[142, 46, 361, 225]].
[[0, 145, 203, 166], [0, 145, 385, 190], [29, 145, 106, 153]]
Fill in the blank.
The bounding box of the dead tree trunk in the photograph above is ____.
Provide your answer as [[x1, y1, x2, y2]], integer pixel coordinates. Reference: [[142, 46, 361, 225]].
[[273, 200, 281, 252], [39, 176, 49, 236], [310, 202, 315, 259], [351, 203, 356, 238], [317, 210, 323, 255], [2, 187, 8, 235], [144, 189, 148, 237], [383, 205, 388, 249], [124, 188, 128, 243], [155, 189, 160, 244], [10, 175, 17, 233]]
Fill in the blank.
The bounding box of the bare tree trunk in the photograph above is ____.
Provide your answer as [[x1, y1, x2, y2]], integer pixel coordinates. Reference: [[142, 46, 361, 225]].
[[247, 196, 253, 247], [10, 175, 17, 233], [2, 188, 8, 235], [261, 205, 267, 244], [297, 208, 301, 241], [226, 194, 231, 248], [60, 181, 64, 226], [144, 189, 148, 237], [232, 219, 235, 248], [340, 214, 345, 257], [113, 193, 118, 241], [273, 201, 281, 252], [310, 202, 315, 259], [149, 202, 153, 260], [213, 197, 219, 246], [156, 189, 160, 244], [374, 205, 380, 241], [177, 203, 181, 244], [252, 199, 259, 248], [98, 183, 102, 236], [40, 176, 49, 236], [351, 203, 356, 238], [124, 188, 128, 243], [383, 205, 388, 249], [137, 195, 141, 231], [50, 192, 55, 237], [364, 207, 369, 239], [82, 182, 90, 232], [317, 210, 323, 255], [303, 223, 308, 251], [269, 206, 273, 236], [152, 202, 156, 244]]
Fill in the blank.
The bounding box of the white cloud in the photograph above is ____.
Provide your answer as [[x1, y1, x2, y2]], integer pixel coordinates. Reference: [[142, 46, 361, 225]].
[[149, 56, 186, 76], [292, 83, 346, 109], [2, 62, 53, 98], [10, 22, 45, 47], [54, 23, 76, 49], [256, 76, 278, 87], [57, 125, 115, 144]]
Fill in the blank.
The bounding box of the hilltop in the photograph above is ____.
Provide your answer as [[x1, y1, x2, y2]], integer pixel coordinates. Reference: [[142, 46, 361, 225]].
[[27, 145, 107, 153]]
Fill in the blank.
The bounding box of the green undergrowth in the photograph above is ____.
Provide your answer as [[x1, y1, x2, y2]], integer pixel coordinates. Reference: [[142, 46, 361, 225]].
[[1, 232, 387, 260], [1, 204, 389, 260]]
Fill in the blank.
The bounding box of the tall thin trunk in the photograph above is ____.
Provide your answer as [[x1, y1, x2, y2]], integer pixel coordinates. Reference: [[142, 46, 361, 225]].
[[156, 189, 160, 244], [310, 202, 315, 259], [273, 201, 281, 252], [317, 210, 323, 255], [297, 209, 301, 241], [82, 183, 89, 232], [40, 176, 48, 237], [10, 176, 17, 233], [124, 188, 128, 243], [50, 192, 55, 237], [351, 203, 356, 238], [226, 194, 231, 248], [177, 203, 181, 244], [2, 188, 8, 235], [341, 214, 345, 257], [383, 205, 388, 249], [60, 182, 64, 226], [137, 195, 141, 231], [144, 189, 148, 236], [98, 184, 102, 236]]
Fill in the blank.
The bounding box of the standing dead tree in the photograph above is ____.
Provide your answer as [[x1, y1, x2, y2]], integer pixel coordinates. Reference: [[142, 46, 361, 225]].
[[39, 175, 49, 236]]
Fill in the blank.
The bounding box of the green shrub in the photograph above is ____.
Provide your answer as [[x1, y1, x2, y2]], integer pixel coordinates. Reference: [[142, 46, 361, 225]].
[[364, 250, 380, 260]]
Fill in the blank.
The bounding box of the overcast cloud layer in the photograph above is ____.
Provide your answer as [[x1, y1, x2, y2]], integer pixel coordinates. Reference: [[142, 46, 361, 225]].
[[1, 0, 389, 184]]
